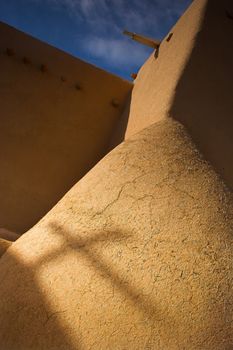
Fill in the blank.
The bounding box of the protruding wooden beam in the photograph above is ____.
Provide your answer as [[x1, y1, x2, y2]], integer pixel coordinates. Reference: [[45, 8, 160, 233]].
[[40, 64, 47, 73], [131, 73, 138, 80], [111, 99, 120, 108], [6, 48, 14, 56], [22, 56, 31, 64], [123, 30, 161, 48]]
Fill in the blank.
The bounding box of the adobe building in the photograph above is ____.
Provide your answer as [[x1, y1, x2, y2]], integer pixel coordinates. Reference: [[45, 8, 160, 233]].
[[0, 0, 232, 348]]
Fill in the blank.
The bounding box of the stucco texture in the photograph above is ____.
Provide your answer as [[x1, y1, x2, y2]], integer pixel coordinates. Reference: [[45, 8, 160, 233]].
[[0, 0, 232, 349], [0, 119, 232, 349]]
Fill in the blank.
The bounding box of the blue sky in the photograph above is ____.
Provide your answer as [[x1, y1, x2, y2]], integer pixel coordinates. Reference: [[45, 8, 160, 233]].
[[0, 0, 192, 79]]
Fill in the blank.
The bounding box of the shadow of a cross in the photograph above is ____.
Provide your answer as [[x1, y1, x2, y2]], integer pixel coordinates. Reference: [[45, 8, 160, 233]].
[[32, 221, 176, 335]]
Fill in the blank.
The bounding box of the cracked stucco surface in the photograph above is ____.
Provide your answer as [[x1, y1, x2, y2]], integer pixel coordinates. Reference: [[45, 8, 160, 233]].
[[0, 1, 232, 348], [0, 119, 232, 349]]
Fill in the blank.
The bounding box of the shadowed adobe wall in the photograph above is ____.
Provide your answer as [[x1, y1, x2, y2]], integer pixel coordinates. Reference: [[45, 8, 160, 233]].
[[0, 22, 132, 233], [122, 0, 233, 189], [169, 0, 233, 190]]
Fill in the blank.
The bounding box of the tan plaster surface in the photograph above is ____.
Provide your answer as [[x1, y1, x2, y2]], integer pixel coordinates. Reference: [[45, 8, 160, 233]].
[[0, 119, 232, 349], [0, 0, 232, 348]]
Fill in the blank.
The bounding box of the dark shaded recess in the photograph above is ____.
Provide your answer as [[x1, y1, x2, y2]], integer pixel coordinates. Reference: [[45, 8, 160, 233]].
[[154, 45, 160, 59], [6, 47, 14, 56], [22, 56, 31, 64], [166, 33, 173, 42], [226, 10, 233, 20], [40, 63, 47, 72], [170, 0, 233, 190]]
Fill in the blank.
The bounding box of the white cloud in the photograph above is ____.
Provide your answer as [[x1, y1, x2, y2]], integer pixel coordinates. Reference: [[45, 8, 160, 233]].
[[44, 0, 191, 36], [79, 0, 94, 16], [31, 0, 191, 74], [84, 36, 151, 68]]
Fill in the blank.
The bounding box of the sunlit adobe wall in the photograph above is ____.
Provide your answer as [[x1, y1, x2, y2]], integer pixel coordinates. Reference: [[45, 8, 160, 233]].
[[121, 0, 233, 190], [0, 22, 132, 233], [123, 0, 208, 138]]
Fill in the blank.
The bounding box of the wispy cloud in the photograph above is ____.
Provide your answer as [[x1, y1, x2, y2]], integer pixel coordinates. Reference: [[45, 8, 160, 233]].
[[47, 0, 191, 34], [32, 0, 192, 75], [84, 36, 150, 68]]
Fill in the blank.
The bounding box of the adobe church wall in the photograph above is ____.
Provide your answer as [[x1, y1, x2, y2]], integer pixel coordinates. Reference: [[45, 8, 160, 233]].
[[0, 118, 232, 349], [124, 0, 208, 138], [0, 22, 132, 233], [169, 0, 233, 190], [122, 0, 233, 189], [0, 2, 232, 348]]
